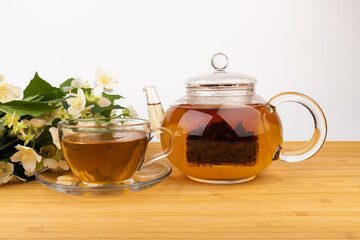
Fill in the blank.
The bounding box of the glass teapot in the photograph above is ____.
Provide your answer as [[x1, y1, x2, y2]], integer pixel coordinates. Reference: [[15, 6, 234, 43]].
[[143, 53, 327, 184]]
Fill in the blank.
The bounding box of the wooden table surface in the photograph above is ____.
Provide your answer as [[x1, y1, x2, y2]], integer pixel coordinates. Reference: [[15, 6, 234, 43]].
[[1, 142, 359, 240]]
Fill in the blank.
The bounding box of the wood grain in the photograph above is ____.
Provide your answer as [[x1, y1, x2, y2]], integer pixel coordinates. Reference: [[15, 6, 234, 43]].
[[0, 142, 359, 240]]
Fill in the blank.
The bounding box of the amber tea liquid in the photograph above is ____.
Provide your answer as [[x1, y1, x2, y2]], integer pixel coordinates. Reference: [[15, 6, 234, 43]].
[[161, 104, 283, 181], [61, 131, 148, 184]]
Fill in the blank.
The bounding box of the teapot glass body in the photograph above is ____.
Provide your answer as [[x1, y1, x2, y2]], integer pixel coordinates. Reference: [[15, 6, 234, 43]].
[[144, 53, 327, 184], [160, 91, 283, 183]]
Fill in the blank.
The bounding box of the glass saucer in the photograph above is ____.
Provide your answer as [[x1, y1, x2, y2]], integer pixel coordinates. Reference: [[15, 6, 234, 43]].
[[36, 161, 171, 196]]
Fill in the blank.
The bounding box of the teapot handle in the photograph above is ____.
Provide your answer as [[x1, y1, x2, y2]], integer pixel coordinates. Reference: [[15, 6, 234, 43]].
[[140, 127, 175, 168], [268, 92, 327, 162]]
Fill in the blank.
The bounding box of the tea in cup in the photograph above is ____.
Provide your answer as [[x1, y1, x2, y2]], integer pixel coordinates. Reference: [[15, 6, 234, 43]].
[[58, 118, 174, 186]]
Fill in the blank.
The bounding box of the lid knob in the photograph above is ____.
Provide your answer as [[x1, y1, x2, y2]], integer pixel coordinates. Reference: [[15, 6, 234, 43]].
[[211, 53, 228, 71]]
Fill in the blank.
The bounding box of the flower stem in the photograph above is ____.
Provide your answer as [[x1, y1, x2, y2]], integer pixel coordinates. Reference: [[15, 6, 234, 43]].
[[0, 139, 18, 152]]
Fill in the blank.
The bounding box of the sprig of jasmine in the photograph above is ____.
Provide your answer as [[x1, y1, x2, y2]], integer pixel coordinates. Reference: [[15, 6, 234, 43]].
[[0, 69, 134, 185]]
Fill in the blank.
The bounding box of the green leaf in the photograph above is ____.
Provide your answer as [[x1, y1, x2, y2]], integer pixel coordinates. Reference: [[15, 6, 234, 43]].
[[35, 118, 61, 148], [100, 109, 112, 118], [89, 103, 125, 116], [35, 125, 53, 147], [0, 100, 60, 117], [23, 73, 64, 101], [23, 73, 52, 97], [0, 139, 18, 152], [0, 136, 20, 159], [59, 78, 74, 91], [0, 158, 10, 163], [82, 88, 91, 96], [22, 95, 44, 101], [51, 118, 61, 127], [102, 92, 123, 104], [43, 96, 71, 104]]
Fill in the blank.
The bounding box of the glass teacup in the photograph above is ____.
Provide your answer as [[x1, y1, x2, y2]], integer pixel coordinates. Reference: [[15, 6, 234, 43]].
[[58, 118, 174, 186]]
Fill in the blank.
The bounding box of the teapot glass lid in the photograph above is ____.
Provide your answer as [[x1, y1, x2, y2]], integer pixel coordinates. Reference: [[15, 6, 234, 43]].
[[185, 53, 257, 88]]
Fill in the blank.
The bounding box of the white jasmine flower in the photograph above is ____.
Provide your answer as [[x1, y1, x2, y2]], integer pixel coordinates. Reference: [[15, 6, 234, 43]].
[[0, 80, 22, 103], [63, 86, 73, 92], [39, 110, 59, 126], [0, 161, 26, 184], [77, 121, 96, 126], [128, 105, 138, 118], [10, 145, 42, 177], [89, 86, 111, 107], [49, 127, 61, 149], [29, 118, 46, 129], [56, 175, 73, 186], [8, 175, 26, 184], [71, 77, 90, 89], [97, 97, 111, 107], [92, 112, 105, 118], [0, 162, 14, 185], [92, 86, 103, 98], [66, 88, 86, 117], [95, 68, 117, 92], [21, 119, 30, 125], [22, 118, 46, 139], [79, 105, 94, 119], [43, 158, 69, 172]]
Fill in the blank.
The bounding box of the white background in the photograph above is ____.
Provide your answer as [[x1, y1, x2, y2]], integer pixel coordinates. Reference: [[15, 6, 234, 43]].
[[1, 0, 359, 141]]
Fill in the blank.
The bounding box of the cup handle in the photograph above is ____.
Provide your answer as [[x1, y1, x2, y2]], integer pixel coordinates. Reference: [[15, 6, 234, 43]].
[[268, 92, 327, 162], [140, 127, 175, 168]]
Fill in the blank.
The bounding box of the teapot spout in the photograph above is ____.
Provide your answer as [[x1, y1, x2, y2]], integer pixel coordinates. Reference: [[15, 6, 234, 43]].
[[143, 86, 165, 130]]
